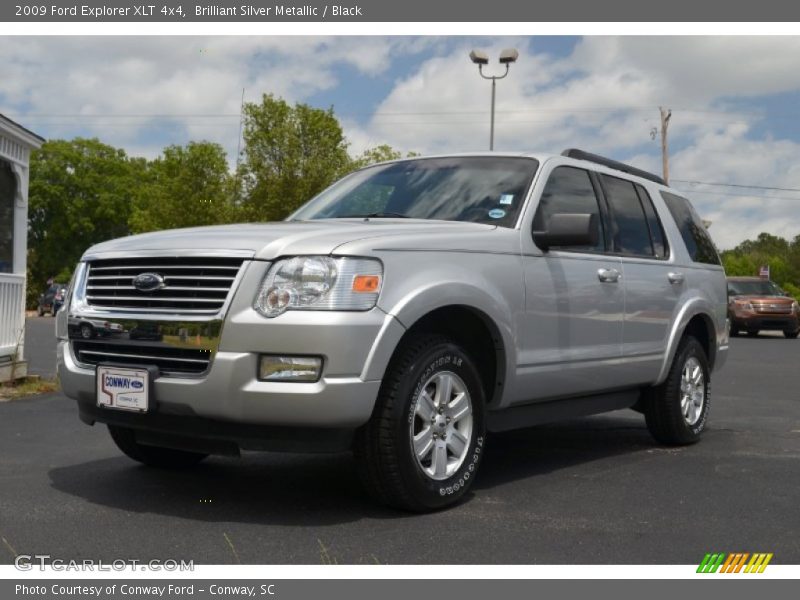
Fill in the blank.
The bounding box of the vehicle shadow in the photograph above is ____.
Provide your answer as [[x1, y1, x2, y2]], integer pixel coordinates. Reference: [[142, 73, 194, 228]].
[[48, 413, 655, 526]]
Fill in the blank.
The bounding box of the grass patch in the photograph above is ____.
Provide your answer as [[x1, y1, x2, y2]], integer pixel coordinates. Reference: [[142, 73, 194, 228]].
[[0, 376, 60, 402]]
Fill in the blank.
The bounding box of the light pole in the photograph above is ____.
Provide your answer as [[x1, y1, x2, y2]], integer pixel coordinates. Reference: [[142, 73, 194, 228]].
[[469, 48, 519, 151]]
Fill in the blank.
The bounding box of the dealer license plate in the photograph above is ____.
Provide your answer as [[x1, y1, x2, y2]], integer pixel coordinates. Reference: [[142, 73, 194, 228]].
[[96, 365, 149, 412]]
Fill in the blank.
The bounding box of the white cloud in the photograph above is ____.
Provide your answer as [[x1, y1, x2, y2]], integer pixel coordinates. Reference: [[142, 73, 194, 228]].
[[0, 36, 429, 162]]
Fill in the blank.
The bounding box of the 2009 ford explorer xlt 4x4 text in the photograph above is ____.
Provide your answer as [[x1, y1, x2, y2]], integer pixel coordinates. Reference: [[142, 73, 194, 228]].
[[57, 149, 729, 511]]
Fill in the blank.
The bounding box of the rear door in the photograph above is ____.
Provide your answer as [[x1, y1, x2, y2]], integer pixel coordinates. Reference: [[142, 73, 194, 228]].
[[515, 164, 625, 404], [598, 174, 679, 385]]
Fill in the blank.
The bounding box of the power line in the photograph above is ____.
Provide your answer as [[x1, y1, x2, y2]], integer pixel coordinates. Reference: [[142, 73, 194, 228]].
[[672, 179, 800, 193], [671, 188, 800, 201]]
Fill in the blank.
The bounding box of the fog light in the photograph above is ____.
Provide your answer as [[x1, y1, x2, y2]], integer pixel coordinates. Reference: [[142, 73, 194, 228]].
[[258, 355, 322, 382]]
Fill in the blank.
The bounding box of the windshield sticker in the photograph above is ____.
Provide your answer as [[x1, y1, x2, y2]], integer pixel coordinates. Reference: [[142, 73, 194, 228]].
[[488, 208, 506, 219], [499, 194, 514, 205]]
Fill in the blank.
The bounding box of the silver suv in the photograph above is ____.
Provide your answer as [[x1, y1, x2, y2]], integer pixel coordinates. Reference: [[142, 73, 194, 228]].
[[57, 149, 729, 511]]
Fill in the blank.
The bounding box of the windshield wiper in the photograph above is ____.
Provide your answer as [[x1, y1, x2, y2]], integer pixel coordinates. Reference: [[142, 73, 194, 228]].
[[337, 212, 411, 219]]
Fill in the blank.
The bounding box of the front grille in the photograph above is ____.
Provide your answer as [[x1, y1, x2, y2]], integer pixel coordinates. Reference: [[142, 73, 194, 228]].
[[753, 303, 793, 314], [73, 341, 211, 375], [85, 257, 245, 315]]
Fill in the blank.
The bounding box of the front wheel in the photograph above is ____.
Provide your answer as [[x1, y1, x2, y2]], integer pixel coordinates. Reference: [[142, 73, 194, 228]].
[[354, 334, 486, 512], [108, 426, 208, 469], [643, 335, 710, 445]]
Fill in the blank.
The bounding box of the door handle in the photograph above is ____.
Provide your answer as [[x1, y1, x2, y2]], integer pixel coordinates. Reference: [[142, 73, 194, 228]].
[[667, 272, 685, 285], [597, 268, 621, 283]]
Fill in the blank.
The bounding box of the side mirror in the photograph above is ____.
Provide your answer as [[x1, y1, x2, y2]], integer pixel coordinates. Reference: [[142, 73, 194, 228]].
[[533, 213, 598, 251]]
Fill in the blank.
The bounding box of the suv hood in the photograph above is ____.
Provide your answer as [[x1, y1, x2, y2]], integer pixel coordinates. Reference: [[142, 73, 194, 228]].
[[82, 219, 498, 261]]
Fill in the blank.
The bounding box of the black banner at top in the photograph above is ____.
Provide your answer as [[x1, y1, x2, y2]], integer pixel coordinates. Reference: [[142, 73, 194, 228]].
[[2, 0, 799, 22]]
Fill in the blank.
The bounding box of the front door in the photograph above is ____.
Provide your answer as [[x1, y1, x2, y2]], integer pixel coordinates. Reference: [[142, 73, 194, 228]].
[[514, 164, 625, 404]]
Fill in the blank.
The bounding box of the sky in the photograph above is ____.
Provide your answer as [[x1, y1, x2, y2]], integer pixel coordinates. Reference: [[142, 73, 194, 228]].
[[2, 35, 800, 249]]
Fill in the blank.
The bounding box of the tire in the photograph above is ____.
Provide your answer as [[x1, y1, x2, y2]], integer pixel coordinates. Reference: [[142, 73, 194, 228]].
[[354, 334, 486, 512], [644, 335, 710, 446], [79, 323, 94, 339], [784, 330, 799, 339], [37, 305, 44, 317], [108, 426, 207, 469], [51, 305, 57, 317]]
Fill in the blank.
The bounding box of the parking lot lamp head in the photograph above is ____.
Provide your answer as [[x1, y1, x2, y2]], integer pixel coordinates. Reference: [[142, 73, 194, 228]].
[[469, 49, 489, 65]]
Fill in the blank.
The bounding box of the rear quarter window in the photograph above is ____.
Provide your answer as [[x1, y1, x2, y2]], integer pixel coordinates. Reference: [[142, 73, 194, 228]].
[[660, 192, 721, 265]]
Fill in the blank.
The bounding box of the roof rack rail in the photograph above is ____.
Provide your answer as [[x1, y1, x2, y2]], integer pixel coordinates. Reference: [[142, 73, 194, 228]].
[[561, 148, 665, 185]]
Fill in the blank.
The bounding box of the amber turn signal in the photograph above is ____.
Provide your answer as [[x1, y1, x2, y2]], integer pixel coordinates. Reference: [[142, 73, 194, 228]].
[[352, 275, 381, 293]]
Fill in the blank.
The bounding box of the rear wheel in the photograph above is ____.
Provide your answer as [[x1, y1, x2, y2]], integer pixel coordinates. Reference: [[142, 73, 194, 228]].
[[644, 336, 710, 445], [108, 426, 208, 469], [354, 334, 486, 511], [784, 330, 799, 339]]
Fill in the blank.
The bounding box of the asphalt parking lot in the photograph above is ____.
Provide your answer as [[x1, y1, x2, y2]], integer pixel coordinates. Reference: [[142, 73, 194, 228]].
[[1, 317, 798, 564]]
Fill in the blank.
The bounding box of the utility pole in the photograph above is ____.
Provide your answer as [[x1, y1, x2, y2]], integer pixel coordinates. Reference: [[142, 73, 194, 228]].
[[659, 106, 672, 184]]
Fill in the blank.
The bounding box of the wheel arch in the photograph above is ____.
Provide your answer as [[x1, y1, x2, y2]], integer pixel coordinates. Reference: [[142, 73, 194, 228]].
[[364, 301, 512, 408], [656, 300, 717, 385]]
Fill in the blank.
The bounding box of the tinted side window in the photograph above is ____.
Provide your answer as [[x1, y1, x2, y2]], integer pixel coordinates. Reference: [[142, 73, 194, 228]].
[[600, 174, 653, 257], [533, 166, 605, 252], [636, 184, 669, 259], [660, 192, 721, 265]]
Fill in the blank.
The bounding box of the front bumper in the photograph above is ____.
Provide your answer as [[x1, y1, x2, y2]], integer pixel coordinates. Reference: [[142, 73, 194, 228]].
[[730, 312, 799, 332], [59, 340, 382, 429]]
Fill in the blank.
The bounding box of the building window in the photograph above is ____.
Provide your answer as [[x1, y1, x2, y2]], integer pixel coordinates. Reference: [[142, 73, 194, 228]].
[[0, 160, 16, 273]]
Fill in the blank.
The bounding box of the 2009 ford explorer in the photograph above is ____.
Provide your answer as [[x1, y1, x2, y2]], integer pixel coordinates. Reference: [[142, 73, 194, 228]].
[[57, 149, 729, 511]]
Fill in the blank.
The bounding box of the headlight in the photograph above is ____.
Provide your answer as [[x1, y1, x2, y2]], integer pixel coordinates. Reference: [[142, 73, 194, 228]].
[[792, 301, 799, 313], [736, 300, 754, 312], [254, 256, 382, 318]]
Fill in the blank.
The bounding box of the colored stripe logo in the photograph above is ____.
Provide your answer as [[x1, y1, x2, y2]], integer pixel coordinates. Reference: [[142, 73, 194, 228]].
[[697, 553, 773, 573]]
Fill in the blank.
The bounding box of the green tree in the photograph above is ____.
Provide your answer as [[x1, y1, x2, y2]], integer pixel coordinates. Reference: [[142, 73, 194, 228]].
[[720, 232, 800, 300], [350, 144, 419, 170], [27, 138, 139, 306], [237, 94, 351, 221], [130, 141, 233, 234]]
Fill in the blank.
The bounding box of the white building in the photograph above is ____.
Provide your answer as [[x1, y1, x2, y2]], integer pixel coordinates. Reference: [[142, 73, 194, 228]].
[[0, 114, 44, 381]]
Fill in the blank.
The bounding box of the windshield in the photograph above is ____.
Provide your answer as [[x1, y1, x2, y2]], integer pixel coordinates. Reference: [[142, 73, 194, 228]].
[[289, 157, 539, 228], [728, 280, 784, 296]]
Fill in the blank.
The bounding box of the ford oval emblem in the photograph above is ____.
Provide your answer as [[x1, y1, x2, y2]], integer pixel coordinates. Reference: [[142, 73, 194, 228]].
[[132, 272, 165, 292]]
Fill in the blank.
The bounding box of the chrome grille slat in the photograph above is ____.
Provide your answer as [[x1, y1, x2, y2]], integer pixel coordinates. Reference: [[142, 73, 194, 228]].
[[89, 265, 241, 271], [87, 285, 231, 292], [87, 295, 226, 303], [79, 349, 209, 364], [72, 341, 212, 375], [84, 256, 245, 314], [88, 274, 236, 282]]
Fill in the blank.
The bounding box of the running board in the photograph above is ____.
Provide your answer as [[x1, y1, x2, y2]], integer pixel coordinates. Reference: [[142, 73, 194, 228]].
[[486, 389, 641, 432]]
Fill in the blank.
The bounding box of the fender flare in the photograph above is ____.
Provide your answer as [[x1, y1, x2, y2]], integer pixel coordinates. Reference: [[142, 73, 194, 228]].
[[361, 282, 517, 405], [655, 297, 718, 385]]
